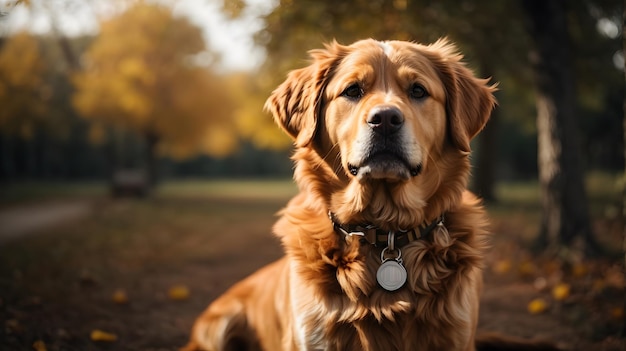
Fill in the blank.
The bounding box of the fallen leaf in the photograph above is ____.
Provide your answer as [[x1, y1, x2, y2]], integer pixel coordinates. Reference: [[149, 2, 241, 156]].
[[90, 329, 118, 342], [112, 289, 129, 304], [168, 285, 190, 300], [527, 298, 549, 314], [552, 283, 570, 301], [493, 259, 511, 274], [32, 340, 46, 351]]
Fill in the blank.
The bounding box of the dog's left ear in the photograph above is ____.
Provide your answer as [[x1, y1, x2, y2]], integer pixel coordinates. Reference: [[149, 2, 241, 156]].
[[265, 42, 346, 147], [428, 39, 497, 153]]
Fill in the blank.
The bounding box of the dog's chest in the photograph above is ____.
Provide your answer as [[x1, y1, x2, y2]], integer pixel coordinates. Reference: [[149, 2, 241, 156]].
[[295, 312, 469, 351]]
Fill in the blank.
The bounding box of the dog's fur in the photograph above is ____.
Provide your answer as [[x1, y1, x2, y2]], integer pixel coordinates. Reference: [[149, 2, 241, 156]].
[[183, 39, 556, 351]]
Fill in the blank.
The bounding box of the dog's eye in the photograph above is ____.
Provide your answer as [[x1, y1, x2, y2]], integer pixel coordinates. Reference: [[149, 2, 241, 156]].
[[409, 84, 428, 100], [341, 83, 364, 99]]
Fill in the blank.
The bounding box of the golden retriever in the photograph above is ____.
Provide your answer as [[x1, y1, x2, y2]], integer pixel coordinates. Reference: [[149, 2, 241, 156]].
[[183, 39, 558, 351]]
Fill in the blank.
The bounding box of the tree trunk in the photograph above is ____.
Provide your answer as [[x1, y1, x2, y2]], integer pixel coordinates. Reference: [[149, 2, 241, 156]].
[[145, 130, 159, 189], [521, 0, 600, 257], [0, 135, 16, 180], [39, 1, 80, 72], [472, 61, 499, 202], [473, 104, 498, 202], [56, 35, 79, 72]]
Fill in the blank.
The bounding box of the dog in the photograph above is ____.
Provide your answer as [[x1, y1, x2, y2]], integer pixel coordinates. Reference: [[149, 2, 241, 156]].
[[183, 39, 559, 351]]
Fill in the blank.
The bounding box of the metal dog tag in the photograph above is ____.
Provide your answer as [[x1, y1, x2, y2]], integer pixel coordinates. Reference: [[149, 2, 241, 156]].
[[376, 259, 407, 291]]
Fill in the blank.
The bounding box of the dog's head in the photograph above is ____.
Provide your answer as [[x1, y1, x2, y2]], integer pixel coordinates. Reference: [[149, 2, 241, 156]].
[[266, 39, 496, 229]]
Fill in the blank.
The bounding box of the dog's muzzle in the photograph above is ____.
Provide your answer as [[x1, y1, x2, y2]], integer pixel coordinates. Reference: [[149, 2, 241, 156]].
[[348, 105, 422, 181]]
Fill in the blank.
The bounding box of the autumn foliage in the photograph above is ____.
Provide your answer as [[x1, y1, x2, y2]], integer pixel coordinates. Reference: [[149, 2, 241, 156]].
[[72, 2, 237, 159], [0, 31, 48, 140]]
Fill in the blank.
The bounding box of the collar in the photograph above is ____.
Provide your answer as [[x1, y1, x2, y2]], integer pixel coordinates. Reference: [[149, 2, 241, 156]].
[[329, 211, 445, 248]]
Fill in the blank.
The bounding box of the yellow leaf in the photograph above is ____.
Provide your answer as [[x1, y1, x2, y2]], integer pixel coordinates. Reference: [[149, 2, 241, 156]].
[[527, 298, 548, 314], [168, 285, 190, 300], [32, 340, 46, 351], [90, 329, 118, 342], [72, 2, 240, 159], [112, 289, 129, 304], [492, 259, 512, 274], [202, 126, 238, 158], [119, 58, 145, 78], [551, 283, 570, 301]]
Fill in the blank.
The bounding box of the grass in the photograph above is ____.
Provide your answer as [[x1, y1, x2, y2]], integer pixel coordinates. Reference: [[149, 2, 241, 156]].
[[157, 178, 298, 200], [493, 172, 621, 203], [0, 178, 298, 206], [488, 172, 622, 211], [0, 181, 108, 207]]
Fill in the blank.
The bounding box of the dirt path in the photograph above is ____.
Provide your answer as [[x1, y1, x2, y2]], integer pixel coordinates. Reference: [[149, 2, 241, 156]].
[[0, 200, 93, 243]]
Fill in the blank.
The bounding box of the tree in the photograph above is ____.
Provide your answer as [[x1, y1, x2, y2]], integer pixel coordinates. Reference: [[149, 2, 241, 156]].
[[72, 2, 237, 186], [226, 72, 291, 150], [0, 31, 50, 177], [0, 31, 47, 140], [521, 0, 601, 257]]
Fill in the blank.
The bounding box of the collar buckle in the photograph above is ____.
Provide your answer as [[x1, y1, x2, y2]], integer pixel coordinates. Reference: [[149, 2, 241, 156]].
[[387, 231, 396, 252]]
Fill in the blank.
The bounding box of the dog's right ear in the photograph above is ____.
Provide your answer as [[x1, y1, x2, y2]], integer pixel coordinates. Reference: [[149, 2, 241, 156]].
[[265, 42, 345, 147]]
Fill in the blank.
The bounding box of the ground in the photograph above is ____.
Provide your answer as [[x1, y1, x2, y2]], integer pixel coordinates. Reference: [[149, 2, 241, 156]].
[[0, 180, 624, 351]]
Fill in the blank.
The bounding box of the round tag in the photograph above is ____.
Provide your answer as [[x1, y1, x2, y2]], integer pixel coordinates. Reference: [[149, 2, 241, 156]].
[[376, 260, 407, 291]]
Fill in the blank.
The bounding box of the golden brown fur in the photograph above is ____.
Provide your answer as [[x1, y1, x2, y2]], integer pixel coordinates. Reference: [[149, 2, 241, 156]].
[[183, 39, 555, 351]]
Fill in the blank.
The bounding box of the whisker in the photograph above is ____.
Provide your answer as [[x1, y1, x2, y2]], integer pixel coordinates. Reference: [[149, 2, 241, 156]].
[[313, 143, 341, 172], [321, 143, 340, 163]]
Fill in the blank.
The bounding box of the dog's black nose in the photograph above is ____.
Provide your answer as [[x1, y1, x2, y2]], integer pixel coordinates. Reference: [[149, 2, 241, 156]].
[[367, 106, 404, 135]]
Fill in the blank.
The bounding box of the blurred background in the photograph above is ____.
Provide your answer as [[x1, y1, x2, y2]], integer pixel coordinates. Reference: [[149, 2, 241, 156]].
[[0, 0, 623, 350]]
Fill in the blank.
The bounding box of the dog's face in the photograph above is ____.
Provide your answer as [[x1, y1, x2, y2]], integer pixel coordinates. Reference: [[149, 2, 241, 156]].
[[266, 39, 496, 227], [322, 40, 448, 182]]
